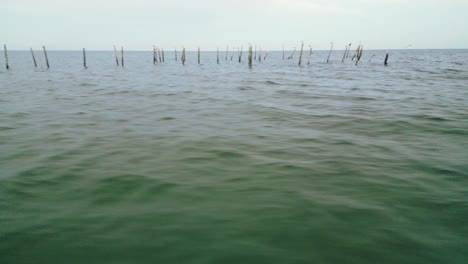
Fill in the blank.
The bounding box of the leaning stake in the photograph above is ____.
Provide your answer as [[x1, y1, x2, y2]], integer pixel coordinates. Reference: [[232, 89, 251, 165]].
[[326, 42, 333, 63], [342, 45, 348, 63], [30, 48, 37, 67], [113, 46, 119, 66], [355, 45, 363, 66], [298, 42, 304, 66], [43, 46, 50, 68], [4, 45, 9, 70], [238, 46, 243, 63], [384, 52, 389, 66]]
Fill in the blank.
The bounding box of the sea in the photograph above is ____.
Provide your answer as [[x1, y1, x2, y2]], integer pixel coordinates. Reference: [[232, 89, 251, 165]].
[[1, 49, 467, 263]]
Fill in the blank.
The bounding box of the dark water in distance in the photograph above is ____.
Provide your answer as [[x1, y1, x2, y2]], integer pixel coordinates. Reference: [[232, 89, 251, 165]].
[[1, 50, 467, 263]]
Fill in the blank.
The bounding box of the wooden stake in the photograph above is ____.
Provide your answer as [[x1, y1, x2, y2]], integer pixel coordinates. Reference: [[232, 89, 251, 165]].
[[121, 46, 124, 67], [288, 48, 296, 59], [217, 48, 220, 64], [225, 45, 228, 61], [342, 45, 348, 63], [384, 52, 389, 66], [198, 47, 200, 64], [238, 46, 243, 63], [263, 51, 268, 61], [113, 46, 119, 66], [162, 49, 165, 62], [355, 45, 363, 66], [345, 43, 351, 58], [4, 45, 9, 70], [254, 45, 257, 60], [181, 48, 186, 65], [326, 42, 333, 63], [175, 48, 178, 61], [298, 42, 304, 66], [282, 45, 285, 60], [30, 48, 37, 67], [352, 44, 360, 61], [153, 46, 160, 65], [83, 48, 87, 68], [158, 48, 162, 63], [43, 46, 50, 68], [248, 45, 253, 67]]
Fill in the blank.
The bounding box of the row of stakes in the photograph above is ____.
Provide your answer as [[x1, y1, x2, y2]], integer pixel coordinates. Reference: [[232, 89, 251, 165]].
[[2, 43, 389, 70]]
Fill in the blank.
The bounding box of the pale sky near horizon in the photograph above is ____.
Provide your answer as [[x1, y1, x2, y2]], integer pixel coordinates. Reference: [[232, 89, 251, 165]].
[[2, 0, 468, 50]]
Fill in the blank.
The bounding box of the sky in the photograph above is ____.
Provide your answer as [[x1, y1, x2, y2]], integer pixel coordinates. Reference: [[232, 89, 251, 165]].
[[2, 0, 468, 50]]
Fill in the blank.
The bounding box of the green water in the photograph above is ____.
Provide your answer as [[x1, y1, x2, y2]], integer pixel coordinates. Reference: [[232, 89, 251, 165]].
[[1, 50, 467, 263]]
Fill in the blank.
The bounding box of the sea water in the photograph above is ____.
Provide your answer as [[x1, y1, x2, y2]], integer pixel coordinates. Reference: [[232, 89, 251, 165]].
[[1, 50, 467, 263]]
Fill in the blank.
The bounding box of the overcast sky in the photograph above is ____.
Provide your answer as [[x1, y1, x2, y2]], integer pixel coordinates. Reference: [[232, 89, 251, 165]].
[[3, 0, 468, 50]]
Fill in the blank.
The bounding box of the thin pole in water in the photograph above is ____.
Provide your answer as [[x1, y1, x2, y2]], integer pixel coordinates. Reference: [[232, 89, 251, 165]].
[[326, 42, 333, 63], [225, 45, 228, 61], [83, 48, 87, 69], [121, 47, 124, 67], [182, 48, 186, 65], [198, 47, 201, 64], [298, 42, 304, 66], [162, 49, 165, 62], [384, 52, 389, 66], [342, 45, 348, 63], [4, 45, 9, 70], [238, 46, 243, 63], [355, 45, 363, 66], [113, 46, 119, 66], [352, 43, 360, 61], [288, 48, 296, 60], [282, 44, 285, 60], [217, 48, 220, 64], [153, 46, 158, 65], [30, 48, 37, 67], [175, 48, 178, 62], [254, 44, 257, 60], [43, 46, 50, 68], [248, 44, 253, 67], [346, 43, 351, 58]]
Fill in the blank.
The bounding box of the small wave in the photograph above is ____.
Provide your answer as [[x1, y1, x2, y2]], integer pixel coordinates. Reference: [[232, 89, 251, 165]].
[[79, 82, 98, 87], [265, 80, 280, 85], [442, 68, 463, 73], [353, 96, 376, 101], [209, 149, 246, 158]]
